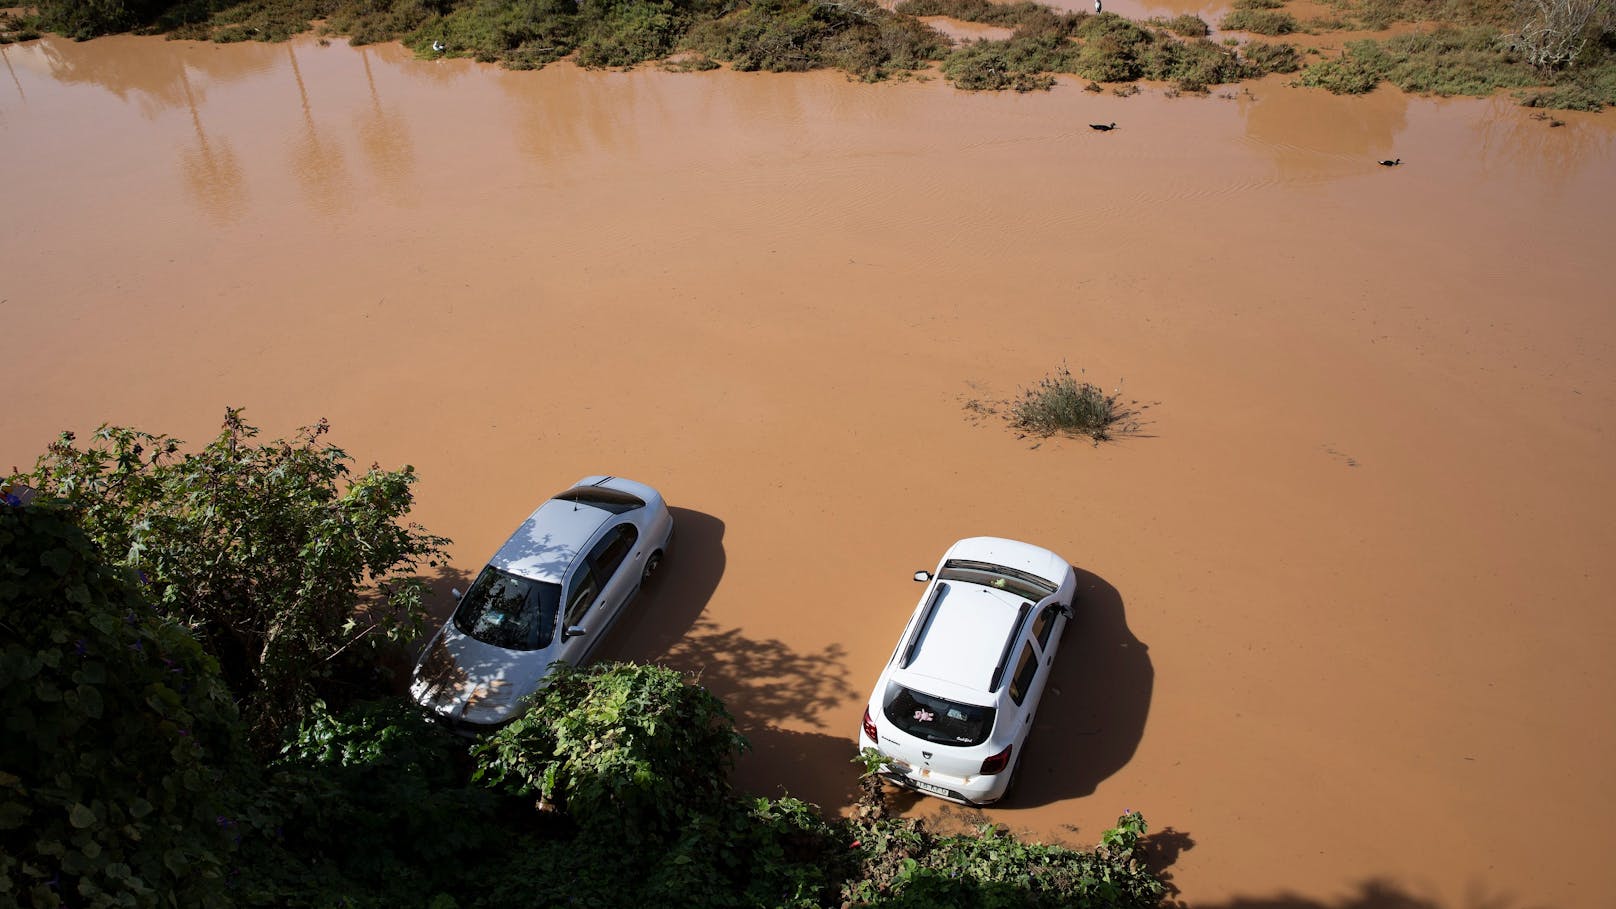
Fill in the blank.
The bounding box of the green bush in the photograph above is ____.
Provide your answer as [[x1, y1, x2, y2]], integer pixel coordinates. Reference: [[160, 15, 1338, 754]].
[[1, 501, 244, 908], [1220, 8, 1298, 33], [1242, 39, 1303, 73], [942, 34, 1079, 89], [1161, 13, 1210, 36], [235, 699, 497, 904], [842, 810, 1166, 907], [1297, 50, 1384, 91], [1008, 366, 1131, 442], [1142, 35, 1245, 90], [474, 661, 747, 840], [15, 410, 448, 747]]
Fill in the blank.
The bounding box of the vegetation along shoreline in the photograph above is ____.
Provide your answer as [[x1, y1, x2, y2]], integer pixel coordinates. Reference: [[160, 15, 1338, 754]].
[[2, 0, 1612, 109]]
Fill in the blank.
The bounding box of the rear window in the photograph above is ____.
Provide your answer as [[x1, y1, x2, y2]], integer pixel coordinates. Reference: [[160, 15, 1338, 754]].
[[452, 566, 561, 651], [885, 685, 995, 747], [938, 559, 1056, 601], [552, 486, 645, 515]]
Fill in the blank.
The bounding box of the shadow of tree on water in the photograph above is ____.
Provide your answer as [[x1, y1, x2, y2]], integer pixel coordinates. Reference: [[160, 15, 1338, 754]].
[[595, 508, 861, 808], [1187, 880, 1542, 909]]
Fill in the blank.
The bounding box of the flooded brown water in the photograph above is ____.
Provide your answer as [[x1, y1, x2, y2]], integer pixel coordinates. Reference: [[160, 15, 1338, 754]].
[[5, 33, 1616, 908]]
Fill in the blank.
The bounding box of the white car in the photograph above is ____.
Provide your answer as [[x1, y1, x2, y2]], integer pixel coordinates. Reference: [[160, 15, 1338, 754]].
[[857, 537, 1077, 806], [410, 476, 674, 731]]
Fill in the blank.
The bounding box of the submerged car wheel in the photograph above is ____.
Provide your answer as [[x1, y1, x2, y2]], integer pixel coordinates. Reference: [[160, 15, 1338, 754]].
[[643, 550, 663, 581]]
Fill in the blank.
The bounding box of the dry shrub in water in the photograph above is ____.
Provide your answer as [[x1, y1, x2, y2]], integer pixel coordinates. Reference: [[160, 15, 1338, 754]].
[[1009, 366, 1132, 442]]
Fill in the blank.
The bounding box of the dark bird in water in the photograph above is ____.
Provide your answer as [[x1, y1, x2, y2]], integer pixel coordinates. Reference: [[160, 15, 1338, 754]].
[[1090, 122, 1117, 131], [1549, 118, 1566, 127], [1378, 158, 1401, 166]]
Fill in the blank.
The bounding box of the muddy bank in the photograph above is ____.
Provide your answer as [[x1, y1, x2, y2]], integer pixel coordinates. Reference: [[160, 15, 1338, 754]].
[[3, 35, 1614, 908]]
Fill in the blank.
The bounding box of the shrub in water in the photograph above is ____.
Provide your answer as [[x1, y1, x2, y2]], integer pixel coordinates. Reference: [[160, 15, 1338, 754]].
[[1220, 8, 1298, 33], [1009, 366, 1129, 442], [1242, 40, 1303, 73]]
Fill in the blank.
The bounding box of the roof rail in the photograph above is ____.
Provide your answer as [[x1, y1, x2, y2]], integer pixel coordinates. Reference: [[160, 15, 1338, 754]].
[[899, 582, 949, 669], [987, 602, 1032, 692]]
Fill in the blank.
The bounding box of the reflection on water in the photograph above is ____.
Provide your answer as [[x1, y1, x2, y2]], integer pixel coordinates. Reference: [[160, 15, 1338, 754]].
[[2, 44, 24, 104], [178, 63, 246, 223], [1240, 79, 1410, 182], [286, 44, 350, 213], [1473, 96, 1615, 190], [357, 49, 415, 200]]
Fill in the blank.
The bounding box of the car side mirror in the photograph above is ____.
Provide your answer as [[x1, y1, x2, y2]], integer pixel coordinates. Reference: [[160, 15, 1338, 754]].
[[564, 625, 588, 640], [914, 571, 932, 582], [451, 587, 463, 600]]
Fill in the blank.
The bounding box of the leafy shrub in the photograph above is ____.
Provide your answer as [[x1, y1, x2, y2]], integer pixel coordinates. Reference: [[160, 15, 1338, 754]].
[[1242, 39, 1303, 72], [15, 410, 448, 747], [1297, 50, 1384, 91], [943, 35, 1078, 89], [474, 661, 747, 840], [1301, 28, 1538, 96], [1008, 365, 1131, 442], [578, 0, 687, 66], [1220, 8, 1298, 33], [842, 810, 1166, 907], [1142, 35, 1245, 89], [1, 501, 244, 908], [35, 0, 156, 39], [236, 699, 496, 904], [1162, 13, 1210, 36], [1234, 0, 1285, 8]]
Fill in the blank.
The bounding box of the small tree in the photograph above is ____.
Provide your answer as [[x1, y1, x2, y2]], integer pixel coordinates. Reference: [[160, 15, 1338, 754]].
[[1507, 0, 1614, 69], [15, 409, 448, 746], [474, 662, 747, 841]]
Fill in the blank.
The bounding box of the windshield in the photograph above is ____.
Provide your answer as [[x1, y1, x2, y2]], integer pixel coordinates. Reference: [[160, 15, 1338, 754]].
[[885, 685, 996, 747], [452, 566, 561, 651], [937, 559, 1056, 602]]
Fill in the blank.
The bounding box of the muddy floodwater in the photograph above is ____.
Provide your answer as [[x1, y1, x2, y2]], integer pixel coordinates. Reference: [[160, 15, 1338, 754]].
[[5, 32, 1615, 908]]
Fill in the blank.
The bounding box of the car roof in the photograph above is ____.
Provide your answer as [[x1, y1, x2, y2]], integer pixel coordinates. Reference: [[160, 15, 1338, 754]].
[[491, 498, 615, 584], [900, 582, 1027, 695]]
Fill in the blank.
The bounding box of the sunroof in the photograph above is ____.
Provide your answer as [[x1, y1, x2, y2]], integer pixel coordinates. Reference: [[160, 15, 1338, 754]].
[[552, 485, 645, 514]]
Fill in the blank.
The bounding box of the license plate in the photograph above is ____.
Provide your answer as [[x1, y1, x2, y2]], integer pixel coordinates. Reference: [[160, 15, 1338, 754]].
[[911, 779, 949, 797]]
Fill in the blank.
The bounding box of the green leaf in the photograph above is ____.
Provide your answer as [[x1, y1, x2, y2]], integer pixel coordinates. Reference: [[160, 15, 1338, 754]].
[[39, 548, 74, 575], [69, 803, 95, 828]]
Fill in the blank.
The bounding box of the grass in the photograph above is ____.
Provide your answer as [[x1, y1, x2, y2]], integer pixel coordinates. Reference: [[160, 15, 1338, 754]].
[[1299, 25, 1546, 96], [1004, 366, 1133, 443]]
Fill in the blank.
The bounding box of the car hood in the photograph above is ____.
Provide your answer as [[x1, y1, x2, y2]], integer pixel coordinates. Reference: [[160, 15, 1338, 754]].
[[411, 625, 557, 726]]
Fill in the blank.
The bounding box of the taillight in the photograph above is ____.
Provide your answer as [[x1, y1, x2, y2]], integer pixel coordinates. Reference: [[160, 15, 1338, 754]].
[[862, 706, 879, 741], [980, 744, 1013, 775]]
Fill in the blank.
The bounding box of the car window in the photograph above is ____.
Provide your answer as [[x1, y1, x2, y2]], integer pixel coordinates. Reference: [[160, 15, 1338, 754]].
[[1031, 605, 1058, 649], [937, 559, 1056, 602], [884, 685, 996, 746], [564, 566, 599, 629], [1008, 642, 1039, 705], [587, 524, 639, 586], [452, 566, 561, 651]]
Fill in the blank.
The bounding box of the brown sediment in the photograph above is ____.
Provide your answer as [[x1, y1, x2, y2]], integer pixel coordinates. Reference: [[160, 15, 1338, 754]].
[[4, 34, 1616, 909]]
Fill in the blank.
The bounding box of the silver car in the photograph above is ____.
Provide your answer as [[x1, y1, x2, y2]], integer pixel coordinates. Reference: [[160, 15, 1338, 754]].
[[410, 476, 673, 731]]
